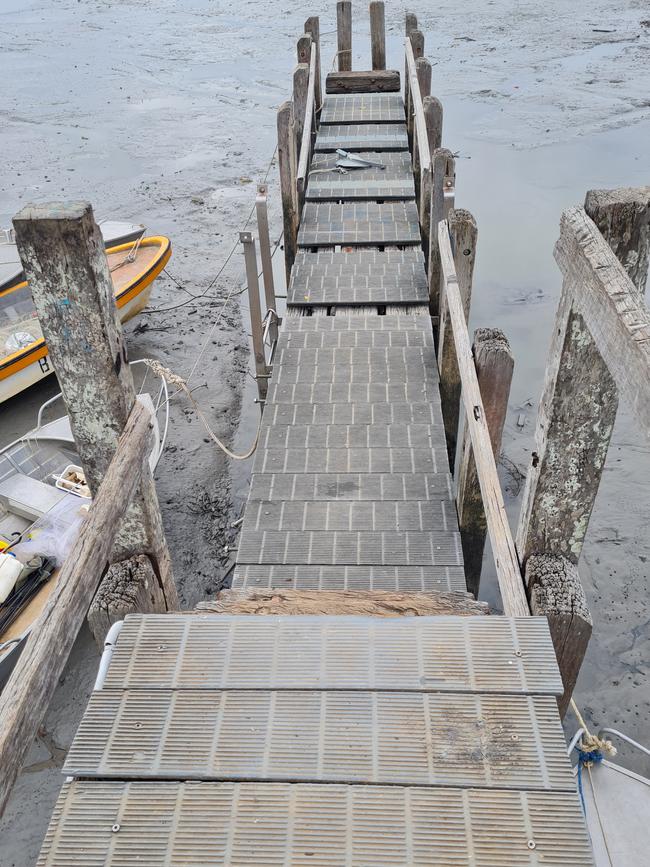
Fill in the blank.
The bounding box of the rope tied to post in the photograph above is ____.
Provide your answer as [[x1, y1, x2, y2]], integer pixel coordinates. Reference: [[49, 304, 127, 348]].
[[142, 359, 261, 461], [570, 698, 617, 815]]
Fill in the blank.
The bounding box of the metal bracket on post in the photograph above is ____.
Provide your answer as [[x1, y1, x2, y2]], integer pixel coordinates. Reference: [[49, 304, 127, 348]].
[[240, 231, 270, 403], [255, 184, 279, 346]]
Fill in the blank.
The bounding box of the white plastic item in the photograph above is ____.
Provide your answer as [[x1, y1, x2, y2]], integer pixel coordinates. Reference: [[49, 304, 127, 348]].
[[0, 552, 22, 604]]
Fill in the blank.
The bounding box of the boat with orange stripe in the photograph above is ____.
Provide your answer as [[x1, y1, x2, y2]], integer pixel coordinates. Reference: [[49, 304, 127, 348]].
[[0, 235, 171, 403]]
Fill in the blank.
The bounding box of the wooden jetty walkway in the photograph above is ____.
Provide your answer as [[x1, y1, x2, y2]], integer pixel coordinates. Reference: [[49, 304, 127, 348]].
[[8, 4, 650, 865]]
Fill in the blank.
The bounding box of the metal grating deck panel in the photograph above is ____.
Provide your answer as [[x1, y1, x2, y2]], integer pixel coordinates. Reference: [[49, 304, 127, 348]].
[[231, 564, 467, 591], [288, 249, 428, 306], [262, 402, 443, 424], [282, 312, 433, 333], [265, 381, 442, 405], [315, 122, 409, 152], [298, 202, 421, 247], [270, 351, 438, 384], [258, 423, 445, 450], [252, 447, 448, 474], [242, 500, 456, 532], [306, 152, 415, 201], [64, 691, 573, 791], [38, 780, 595, 866], [248, 473, 453, 501], [320, 94, 406, 124], [102, 615, 564, 695]]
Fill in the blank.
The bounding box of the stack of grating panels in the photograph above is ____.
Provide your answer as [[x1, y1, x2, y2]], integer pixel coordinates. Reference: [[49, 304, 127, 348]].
[[39, 615, 594, 866]]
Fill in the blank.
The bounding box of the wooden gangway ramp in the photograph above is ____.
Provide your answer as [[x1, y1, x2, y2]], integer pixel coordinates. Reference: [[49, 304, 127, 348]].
[[37, 91, 594, 864]]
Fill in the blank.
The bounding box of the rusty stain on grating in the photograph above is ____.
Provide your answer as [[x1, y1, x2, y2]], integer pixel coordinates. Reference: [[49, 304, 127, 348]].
[[64, 691, 573, 791], [38, 780, 595, 866], [102, 615, 563, 695]]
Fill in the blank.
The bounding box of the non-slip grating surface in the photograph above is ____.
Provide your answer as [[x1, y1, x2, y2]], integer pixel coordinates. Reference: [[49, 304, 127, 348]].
[[102, 615, 564, 695], [248, 473, 453, 501], [288, 249, 428, 305], [65, 690, 573, 791], [232, 564, 467, 591], [258, 423, 445, 450], [306, 151, 415, 201], [298, 201, 421, 247], [315, 122, 409, 152], [39, 780, 595, 866], [320, 94, 406, 124]]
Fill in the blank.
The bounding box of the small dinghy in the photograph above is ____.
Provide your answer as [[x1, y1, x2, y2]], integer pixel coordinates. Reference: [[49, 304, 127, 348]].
[[0, 235, 171, 403], [0, 360, 169, 689]]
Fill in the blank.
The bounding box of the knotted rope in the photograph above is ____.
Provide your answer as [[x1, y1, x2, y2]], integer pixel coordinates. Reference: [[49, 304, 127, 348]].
[[570, 698, 617, 814]]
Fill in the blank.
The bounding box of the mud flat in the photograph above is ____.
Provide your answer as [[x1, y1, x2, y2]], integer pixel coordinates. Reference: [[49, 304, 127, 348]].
[[0, 1, 648, 862]]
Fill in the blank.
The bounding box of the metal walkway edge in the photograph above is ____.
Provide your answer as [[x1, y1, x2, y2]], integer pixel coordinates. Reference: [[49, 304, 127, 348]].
[[37, 87, 595, 865]]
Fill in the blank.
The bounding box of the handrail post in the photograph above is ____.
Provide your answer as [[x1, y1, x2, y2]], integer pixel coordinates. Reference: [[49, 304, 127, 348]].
[[370, 1, 386, 70], [404, 12, 418, 127], [428, 147, 454, 313], [255, 183, 278, 346], [304, 17, 322, 114], [240, 231, 270, 402], [336, 1, 352, 71], [277, 100, 298, 282]]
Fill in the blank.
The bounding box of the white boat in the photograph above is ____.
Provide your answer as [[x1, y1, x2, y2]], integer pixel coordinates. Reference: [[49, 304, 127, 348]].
[[0, 360, 169, 688]]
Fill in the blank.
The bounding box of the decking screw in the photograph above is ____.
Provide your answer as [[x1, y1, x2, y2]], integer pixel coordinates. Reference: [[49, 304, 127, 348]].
[[135, 722, 142, 729], [112, 824, 121, 833], [158, 645, 167, 651], [527, 840, 536, 850], [511, 734, 519, 741], [514, 650, 522, 657]]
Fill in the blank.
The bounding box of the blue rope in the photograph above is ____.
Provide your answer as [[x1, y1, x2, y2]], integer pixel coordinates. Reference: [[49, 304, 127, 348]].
[[575, 747, 604, 815]]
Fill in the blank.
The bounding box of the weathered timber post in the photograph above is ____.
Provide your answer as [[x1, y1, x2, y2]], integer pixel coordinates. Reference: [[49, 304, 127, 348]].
[[404, 13, 418, 128], [304, 16, 322, 113], [293, 62, 310, 157], [526, 554, 592, 718], [585, 186, 650, 293], [13, 203, 178, 646], [297, 33, 312, 65], [457, 328, 513, 597], [428, 147, 454, 312], [369, 1, 386, 70], [277, 101, 299, 282], [412, 57, 432, 203], [438, 209, 478, 466], [337, 1, 352, 71], [423, 95, 443, 152], [255, 183, 278, 345], [240, 231, 269, 402], [406, 30, 424, 146]]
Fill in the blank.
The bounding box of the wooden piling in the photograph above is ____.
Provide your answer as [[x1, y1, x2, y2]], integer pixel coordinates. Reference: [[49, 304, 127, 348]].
[[457, 328, 514, 598], [12, 202, 177, 643], [404, 13, 418, 126], [438, 209, 478, 465], [406, 30, 424, 145], [292, 62, 310, 155], [585, 186, 650, 293], [277, 100, 298, 281], [428, 147, 454, 312], [336, 1, 352, 72], [297, 33, 312, 65], [255, 183, 278, 345], [240, 231, 269, 402], [304, 16, 322, 113], [412, 57, 432, 201], [423, 95, 443, 151], [526, 554, 593, 718], [369, 1, 386, 70]]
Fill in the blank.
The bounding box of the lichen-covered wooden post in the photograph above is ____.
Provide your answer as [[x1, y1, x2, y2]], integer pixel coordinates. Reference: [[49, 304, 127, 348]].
[[277, 100, 298, 281], [457, 328, 513, 598], [585, 186, 650, 293], [428, 147, 455, 312], [304, 16, 322, 113], [369, 1, 386, 70], [336, 1, 352, 72], [438, 209, 478, 464], [13, 202, 178, 645]]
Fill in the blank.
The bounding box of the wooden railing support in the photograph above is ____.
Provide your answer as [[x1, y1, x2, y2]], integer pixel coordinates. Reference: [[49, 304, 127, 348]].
[[412, 57, 431, 201], [0, 402, 154, 817], [526, 554, 593, 718], [423, 95, 443, 152], [336, 1, 352, 71], [297, 33, 311, 65], [304, 16, 322, 113], [240, 231, 269, 402], [458, 328, 514, 598], [255, 183, 278, 345], [428, 147, 454, 312], [296, 51, 318, 207], [12, 203, 177, 644], [404, 12, 418, 126], [292, 62, 310, 155], [369, 1, 386, 70], [406, 30, 424, 145], [439, 209, 478, 465], [277, 100, 298, 282]]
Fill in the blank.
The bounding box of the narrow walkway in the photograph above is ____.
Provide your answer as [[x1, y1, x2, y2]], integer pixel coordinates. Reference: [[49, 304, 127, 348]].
[[37, 91, 594, 864]]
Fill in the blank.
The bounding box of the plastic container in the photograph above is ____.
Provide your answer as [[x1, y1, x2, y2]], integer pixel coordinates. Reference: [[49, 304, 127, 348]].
[[0, 552, 22, 604]]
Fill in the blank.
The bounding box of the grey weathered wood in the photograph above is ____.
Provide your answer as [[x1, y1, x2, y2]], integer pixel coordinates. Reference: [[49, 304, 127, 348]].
[[0, 402, 152, 817], [585, 186, 650, 293], [438, 209, 478, 464], [255, 184, 278, 344], [336, 0, 352, 72], [297, 33, 311, 65], [369, 1, 386, 70], [325, 70, 400, 94], [277, 100, 298, 282], [438, 221, 529, 618], [292, 63, 310, 156], [296, 52, 317, 206], [517, 205, 650, 565], [458, 329, 514, 598], [406, 30, 424, 143], [423, 95, 443, 152], [240, 232, 268, 401], [87, 554, 165, 647], [196, 588, 489, 617], [526, 554, 592, 717], [428, 148, 454, 311], [416, 56, 431, 98], [404, 12, 418, 134], [412, 57, 431, 201], [12, 202, 177, 628], [304, 16, 322, 113]]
